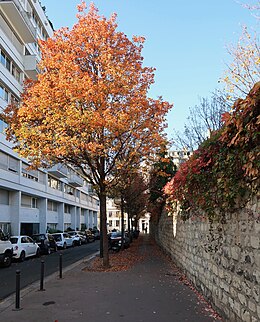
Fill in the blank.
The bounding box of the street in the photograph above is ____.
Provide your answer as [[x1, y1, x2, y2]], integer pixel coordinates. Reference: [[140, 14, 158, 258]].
[[0, 241, 99, 301]]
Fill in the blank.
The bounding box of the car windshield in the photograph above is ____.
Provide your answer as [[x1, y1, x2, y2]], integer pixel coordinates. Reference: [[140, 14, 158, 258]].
[[10, 237, 18, 244], [32, 235, 45, 242], [52, 234, 62, 241], [111, 232, 120, 238]]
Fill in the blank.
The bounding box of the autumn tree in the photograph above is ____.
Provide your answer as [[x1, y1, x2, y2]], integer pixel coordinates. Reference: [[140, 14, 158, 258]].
[[148, 149, 176, 223], [221, 2, 259, 100], [1, 2, 171, 267], [123, 171, 148, 231], [108, 167, 148, 248]]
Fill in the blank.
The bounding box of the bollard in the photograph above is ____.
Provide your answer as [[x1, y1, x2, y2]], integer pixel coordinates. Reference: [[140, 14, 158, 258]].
[[59, 253, 62, 279], [13, 270, 22, 311], [40, 259, 45, 291]]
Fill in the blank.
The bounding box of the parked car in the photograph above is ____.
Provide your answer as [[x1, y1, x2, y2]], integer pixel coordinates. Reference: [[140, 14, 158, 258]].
[[108, 231, 130, 251], [67, 231, 84, 246], [10, 235, 40, 261], [32, 233, 58, 254], [0, 229, 13, 267], [75, 231, 88, 244], [92, 228, 100, 240], [51, 233, 74, 249], [85, 229, 95, 243]]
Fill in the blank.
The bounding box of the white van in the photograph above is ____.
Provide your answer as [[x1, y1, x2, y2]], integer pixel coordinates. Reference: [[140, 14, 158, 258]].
[[0, 229, 13, 267]]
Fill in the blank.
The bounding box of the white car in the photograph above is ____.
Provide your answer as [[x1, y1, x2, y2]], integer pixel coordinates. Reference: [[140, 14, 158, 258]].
[[51, 233, 74, 249], [10, 235, 40, 262], [67, 231, 84, 246]]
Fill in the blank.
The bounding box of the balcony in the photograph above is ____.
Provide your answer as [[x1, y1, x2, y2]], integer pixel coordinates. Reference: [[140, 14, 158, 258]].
[[47, 164, 68, 178], [23, 54, 38, 79], [68, 174, 84, 187], [0, 0, 36, 43]]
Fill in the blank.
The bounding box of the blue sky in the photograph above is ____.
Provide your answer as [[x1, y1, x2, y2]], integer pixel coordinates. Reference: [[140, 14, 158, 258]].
[[41, 0, 258, 139]]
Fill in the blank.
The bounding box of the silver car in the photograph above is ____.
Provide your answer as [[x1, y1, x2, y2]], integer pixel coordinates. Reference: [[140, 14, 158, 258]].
[[51, 233, 74, 249]]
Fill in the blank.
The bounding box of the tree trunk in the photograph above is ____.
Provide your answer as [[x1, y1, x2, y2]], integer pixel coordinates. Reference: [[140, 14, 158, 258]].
[[120, 194, 124, 250], [100, 184, 109, 268]]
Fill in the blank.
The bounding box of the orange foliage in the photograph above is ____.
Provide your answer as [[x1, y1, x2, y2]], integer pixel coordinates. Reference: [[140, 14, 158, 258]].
[[2, 2, 172, 190], [1, 2, 172, 268]]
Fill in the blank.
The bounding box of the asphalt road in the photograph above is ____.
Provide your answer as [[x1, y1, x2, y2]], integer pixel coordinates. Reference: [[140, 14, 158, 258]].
[[0, 240, 100, 301]]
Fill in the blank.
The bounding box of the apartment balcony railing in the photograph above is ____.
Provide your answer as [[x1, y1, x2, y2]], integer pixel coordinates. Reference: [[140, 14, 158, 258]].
[[23, 54, 38, 79], [68, 174, 84, 187], [0, 0, 36, 43], [47, 164, 68, 178]]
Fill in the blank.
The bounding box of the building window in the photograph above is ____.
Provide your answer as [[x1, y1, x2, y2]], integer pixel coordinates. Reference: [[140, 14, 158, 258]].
[[0, 48, 22, 83], [0, 120, 7, 134], [47, 223, 57, 231], [22, 163, 39, 181], [0, 189, 9, 205], [64, 204, 71, 214], [0, 152, 18, 173], [81, 192, 88, 201], [108, 220, 112, 227], [0, 84, 8, 101], [0, 223, 11, 235], [64, 184, 75, 195], [8, 156, 19, 172], [48, 176, 61, 190], [21, 195, 37, 208], [116, 220, 119, 227], [47, 200, 58, 211], [64, 223, 71, 230], [108, 211, 112, 217], [32, 198, 37, 208]]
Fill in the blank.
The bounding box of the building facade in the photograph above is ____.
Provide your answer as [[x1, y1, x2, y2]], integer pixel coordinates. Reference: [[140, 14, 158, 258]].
[[0, 0, 99, 236], [168, 149, 192, 168]]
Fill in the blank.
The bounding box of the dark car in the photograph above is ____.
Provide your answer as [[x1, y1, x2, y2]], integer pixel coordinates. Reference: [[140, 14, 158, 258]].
[[89, 228, 100, 240], [85, 230, 95, 243], [108, 231, 130, 251], [32, 233, 57, 255]]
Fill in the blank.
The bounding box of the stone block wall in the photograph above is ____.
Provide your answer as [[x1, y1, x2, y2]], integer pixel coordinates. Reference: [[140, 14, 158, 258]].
[[153, 195, 260, 322]]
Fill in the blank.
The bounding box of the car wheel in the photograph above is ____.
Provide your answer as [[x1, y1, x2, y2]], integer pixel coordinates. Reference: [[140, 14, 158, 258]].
[[73, 241, 77, 247], [2, 254, 12, 267], [19, 251, 25, 262], [63, 243, 67, 249]]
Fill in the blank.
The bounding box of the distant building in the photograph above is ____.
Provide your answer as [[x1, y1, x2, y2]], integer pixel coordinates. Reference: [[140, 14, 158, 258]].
[[0, 0, 99, 236], [168, 149, 193, 168], [106, 198, 126, 232]]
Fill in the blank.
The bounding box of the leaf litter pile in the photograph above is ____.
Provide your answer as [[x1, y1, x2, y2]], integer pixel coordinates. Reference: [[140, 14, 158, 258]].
[[83, 236, 145, 272]]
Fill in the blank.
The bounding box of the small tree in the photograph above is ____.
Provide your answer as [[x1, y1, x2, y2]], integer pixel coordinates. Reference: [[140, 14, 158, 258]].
[[2, 2, 171, 267], [148, 149, 176, 223], [173, 92, 228, 150], [222, 25, 260, 100], [123, 171, 148, 231]]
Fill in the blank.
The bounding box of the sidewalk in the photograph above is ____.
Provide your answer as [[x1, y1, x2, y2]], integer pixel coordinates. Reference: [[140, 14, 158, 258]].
[[0, 234, 222, 322]]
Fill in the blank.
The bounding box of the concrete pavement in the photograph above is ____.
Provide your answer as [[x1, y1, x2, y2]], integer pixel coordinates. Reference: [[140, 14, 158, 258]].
[[0, 235, 222, 322]]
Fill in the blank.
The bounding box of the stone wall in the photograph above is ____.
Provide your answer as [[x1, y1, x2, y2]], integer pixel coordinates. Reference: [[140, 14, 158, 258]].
[[153, 195, 260, 322]]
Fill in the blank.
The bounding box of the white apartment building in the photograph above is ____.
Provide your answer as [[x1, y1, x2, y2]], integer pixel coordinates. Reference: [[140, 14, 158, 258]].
[[106, 198, 149, 233], [106, 198, 126, 232], [0, 0, 99, 236], [168, 149, 193, 168]]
